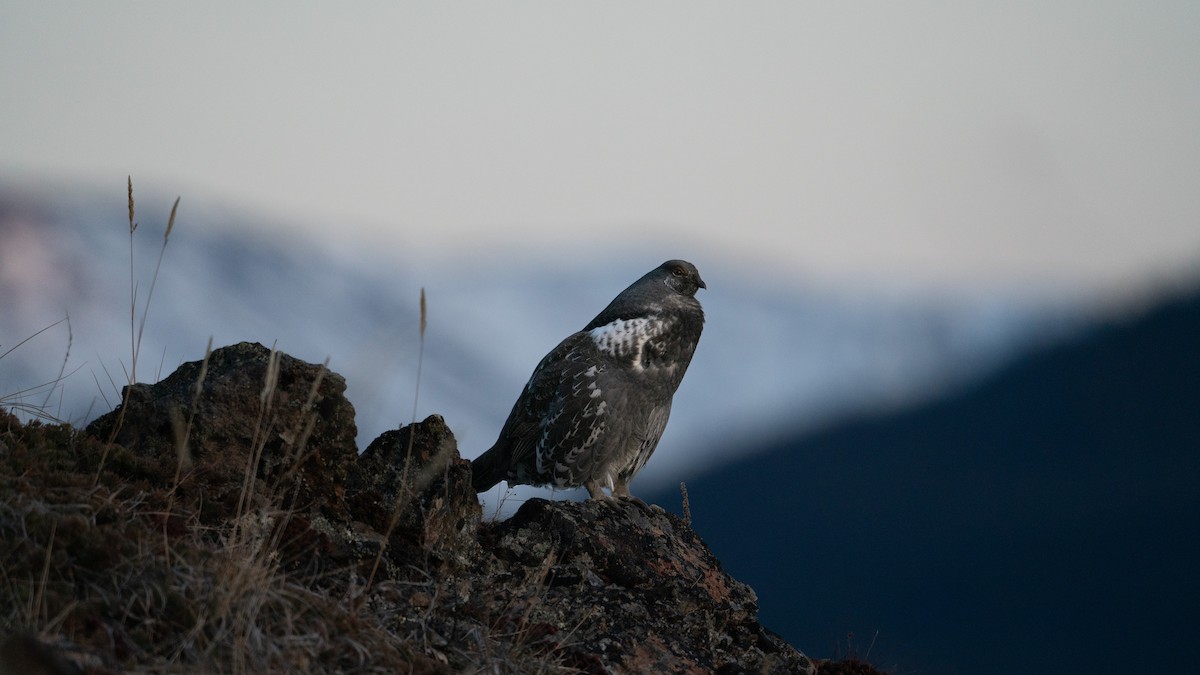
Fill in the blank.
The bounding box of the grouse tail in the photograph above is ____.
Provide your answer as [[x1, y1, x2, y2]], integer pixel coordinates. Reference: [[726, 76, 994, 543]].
[[470, 443, 505, 492]]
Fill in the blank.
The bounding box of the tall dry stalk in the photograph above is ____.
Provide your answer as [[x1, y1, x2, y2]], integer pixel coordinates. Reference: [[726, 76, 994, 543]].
[[233, 343, 281, 542], [97, 178, 180, 481], [135, 195, 179, 374], [163, 337, 213, 563], [362, 287, 428, 595]]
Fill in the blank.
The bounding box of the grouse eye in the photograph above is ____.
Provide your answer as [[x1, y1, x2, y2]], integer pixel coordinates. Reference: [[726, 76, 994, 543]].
[[671, 266, 687, 277]]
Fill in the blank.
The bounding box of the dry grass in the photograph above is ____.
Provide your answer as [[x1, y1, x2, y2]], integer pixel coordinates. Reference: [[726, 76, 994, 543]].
[[0, 425, 422, 673], [0, 351, 441, 672], [0, 317, 76, 424]]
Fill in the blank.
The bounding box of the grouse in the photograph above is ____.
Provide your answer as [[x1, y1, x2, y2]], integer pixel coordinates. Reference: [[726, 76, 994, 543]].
[[471, 260, 706, 504]]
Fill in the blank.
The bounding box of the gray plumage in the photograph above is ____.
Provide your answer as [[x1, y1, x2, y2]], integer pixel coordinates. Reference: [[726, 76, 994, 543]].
[[471, 260, 706, 503]]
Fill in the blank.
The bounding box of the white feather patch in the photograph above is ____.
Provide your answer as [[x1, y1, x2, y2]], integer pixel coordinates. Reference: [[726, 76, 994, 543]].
[[588, 316, 663, 371]]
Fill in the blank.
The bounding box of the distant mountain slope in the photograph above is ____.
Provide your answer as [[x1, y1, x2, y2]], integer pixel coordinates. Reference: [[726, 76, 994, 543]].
[[650, 287, 1200, 674], [2, 181, 1083, 490]]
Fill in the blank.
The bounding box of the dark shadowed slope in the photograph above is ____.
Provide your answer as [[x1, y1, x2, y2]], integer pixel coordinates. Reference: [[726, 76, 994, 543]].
[[650, 287, 1200, 674]]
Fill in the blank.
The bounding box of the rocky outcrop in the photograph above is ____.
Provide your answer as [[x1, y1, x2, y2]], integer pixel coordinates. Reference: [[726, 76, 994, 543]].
[[0, 343, 876, 674], [86, 342, 359, 524], [480, 498, 810, 674]]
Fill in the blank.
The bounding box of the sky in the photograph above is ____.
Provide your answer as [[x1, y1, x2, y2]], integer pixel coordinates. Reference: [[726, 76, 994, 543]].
[[3, 2, 1199, 297]]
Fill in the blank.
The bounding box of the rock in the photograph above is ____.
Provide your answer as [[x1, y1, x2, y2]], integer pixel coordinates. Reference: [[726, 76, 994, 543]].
[[347, 415, 483, 572], [476, 498, 817, 674], [85, 341, 358, 523]]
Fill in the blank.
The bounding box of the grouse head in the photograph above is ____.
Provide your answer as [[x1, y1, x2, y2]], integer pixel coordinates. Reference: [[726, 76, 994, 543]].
[[658, 259, 707, 297], [587, 259, 707, 330]]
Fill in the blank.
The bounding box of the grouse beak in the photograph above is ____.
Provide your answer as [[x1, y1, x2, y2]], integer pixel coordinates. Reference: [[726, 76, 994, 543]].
[[696, 275, 707, 290]]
